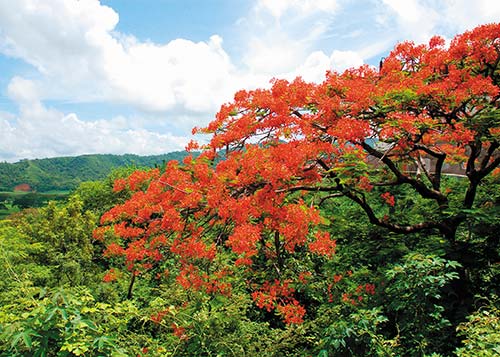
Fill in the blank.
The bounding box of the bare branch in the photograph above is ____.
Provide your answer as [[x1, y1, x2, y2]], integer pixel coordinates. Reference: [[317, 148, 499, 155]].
[[318, 193, 344, 206], [480, 141, 499, 171], [414, 154, 434, 185], [342, 190, 443, 235], [412, 143, 446, 190], [361, 141, 447, 204]]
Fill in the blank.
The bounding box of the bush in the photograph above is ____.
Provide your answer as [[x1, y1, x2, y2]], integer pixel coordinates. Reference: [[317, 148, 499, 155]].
[[455, 303, 500, 356]]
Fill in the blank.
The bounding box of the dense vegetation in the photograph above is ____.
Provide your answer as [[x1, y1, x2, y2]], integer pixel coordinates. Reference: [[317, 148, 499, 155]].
[[0, 171, 497, 356], [0, 24, 499, 356], [0, 192, 68, 220], [0, 152, 189, 192]]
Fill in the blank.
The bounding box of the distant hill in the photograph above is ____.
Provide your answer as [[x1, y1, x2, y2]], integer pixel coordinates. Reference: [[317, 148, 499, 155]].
[[0, 152, 190, 192]]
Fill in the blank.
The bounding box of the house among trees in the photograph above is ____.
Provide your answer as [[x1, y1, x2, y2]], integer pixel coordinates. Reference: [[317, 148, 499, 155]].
[[13, 183, 33, 192]]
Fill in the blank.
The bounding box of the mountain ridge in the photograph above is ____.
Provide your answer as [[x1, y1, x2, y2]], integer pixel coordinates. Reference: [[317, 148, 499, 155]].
[[0, 152, 189, 192]]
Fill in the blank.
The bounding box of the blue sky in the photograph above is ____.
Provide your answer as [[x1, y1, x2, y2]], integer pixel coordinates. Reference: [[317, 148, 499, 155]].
[[1, 0, 499, 162]]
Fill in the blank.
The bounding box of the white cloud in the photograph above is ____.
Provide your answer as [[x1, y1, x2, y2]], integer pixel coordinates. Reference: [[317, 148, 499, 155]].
[[380, 0, 440, 43], [288, 51, 331, 82], [0, 0, 359, 120], [7, 77, 39, 104], [1, 0, 497, 113], [242, 33, 306, 75], [440, 0, 500, 32], [255, 0, 339, 20], [0, 0, 237, 114], [7, 76, 47, 121], [285, 49, 365, 82], [239, 0, 344, 77], [330, 50, 364, 72], [0, 77, 190, 162], [381, 0, 500, 45]]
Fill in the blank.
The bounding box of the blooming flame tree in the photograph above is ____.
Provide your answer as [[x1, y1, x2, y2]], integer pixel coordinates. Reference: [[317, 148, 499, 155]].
[[97, 24, 500, 324]]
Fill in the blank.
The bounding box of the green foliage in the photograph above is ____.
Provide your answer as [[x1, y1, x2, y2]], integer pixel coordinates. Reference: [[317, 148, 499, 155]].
[[318, 307, 396, 356], [0, 221, 49, 298], [145, 293, 288, 356], [0, 288, 135, 357], [455, 303, 500, 356], [0, 146, 497, 355], [8, 196, 101, 288], [71, 167, 135, 216], [454, 176, 500, 299], [384, 253, 461, 355]]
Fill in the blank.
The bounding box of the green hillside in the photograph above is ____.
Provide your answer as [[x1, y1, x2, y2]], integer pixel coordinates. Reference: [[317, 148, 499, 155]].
[[0, 152, 189, 192]]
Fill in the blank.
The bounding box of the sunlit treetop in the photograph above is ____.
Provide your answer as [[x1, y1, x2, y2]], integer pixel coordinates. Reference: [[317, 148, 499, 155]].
[[195, 22, 499, 236]]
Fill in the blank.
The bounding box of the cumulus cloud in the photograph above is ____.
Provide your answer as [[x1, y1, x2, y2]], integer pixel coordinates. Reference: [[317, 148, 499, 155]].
[[0, 77, 190, 162], [239, 0, 345, 78], [380, 0, 440, 43], [0, 0, 237, 114], [381, 0, 500, 44], [440, 0, 500, 32], [1, 0, 497, 111], [284, 49, 364, 83], [7, 77, 40, 104], [330, 50, 364, 72], [0, 0, 360, 119], [242, 33, 307, 75]]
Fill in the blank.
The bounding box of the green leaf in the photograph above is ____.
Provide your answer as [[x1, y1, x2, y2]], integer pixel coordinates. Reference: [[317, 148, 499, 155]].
[[22, 331, 32, 348], [11, 329, 40, 350], [33, 349, 48, 357], [317, 349, 329, 357], [94, 335, 116, 350]]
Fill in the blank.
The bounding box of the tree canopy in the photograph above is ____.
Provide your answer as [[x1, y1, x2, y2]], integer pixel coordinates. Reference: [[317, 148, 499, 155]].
[[98, 23, 499, 325]]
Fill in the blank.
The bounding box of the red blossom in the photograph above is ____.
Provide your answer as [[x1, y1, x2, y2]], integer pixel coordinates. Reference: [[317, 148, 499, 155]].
[[113, 178, 128, 192], [309, 231, 336, 256], [277, 300, 306, 324], [171, 323, 188, 340], [103, 268, 119, 282], [381, 192, 396, 207], [365, 283, 376, 295]]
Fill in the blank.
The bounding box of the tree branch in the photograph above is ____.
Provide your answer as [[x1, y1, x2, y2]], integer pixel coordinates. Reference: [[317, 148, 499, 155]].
[[480, 141, 499, 171], [318, 193, 344, 206], [414, 154, 434, 186], [479, 155, 500, 181], [465, 141, 482, 176], [413, 144, 446, 190], [342, 190, 443, 235], [276, 185, 341, 193], [360, 141, 447, 204]]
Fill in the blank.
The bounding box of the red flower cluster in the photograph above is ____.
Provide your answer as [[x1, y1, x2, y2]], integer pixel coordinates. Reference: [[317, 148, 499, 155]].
[[381, 192, 395, 207], [251, 279, 306, 324]]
